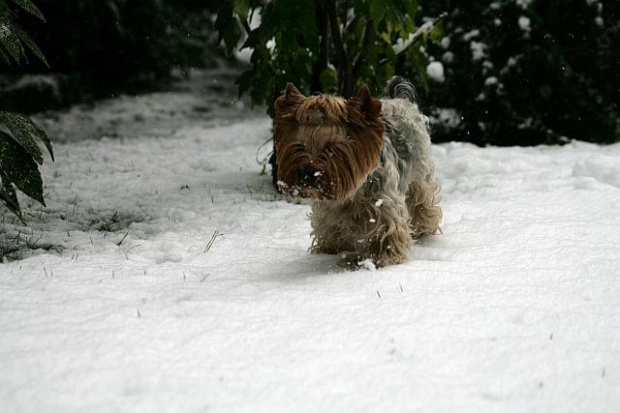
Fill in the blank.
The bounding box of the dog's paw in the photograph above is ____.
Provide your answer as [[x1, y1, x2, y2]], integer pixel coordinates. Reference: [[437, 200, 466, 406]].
[[338, 252, 378, 271]]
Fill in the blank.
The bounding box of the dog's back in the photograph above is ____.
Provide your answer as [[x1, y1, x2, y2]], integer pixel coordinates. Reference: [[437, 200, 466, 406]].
[[371, 77, 442, 238], [377, 77, 432, 192]]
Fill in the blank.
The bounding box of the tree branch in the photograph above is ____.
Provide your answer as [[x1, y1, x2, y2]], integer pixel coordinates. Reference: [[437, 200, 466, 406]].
[[327, 0, 353, 96], [311, 1, 329, 93], [327, 0, 346, 67], [352, 20, 376, 81], [379, 12, 448, 67]]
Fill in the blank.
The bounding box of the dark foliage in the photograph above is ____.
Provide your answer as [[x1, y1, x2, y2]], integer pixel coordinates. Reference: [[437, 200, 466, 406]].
[[417, 0, 620, 146], [4, 0, 220, 87], [0, 111, 53, 220], [0, 0, 53, 221], [216, 0, 444, 117]]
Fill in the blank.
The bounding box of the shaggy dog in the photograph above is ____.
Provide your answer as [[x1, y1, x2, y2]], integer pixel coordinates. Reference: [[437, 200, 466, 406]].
[[274, 77, 442, 268]]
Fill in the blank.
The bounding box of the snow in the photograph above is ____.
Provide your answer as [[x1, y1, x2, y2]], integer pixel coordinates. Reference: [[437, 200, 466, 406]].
[[573, 158, 620, 188], [2, 70, 620, 412], [392, 21, 434, 55], [426, 61, 445, 83], [434, 108, 462, 129], [440, 36, 451, 49], [462, 29, 480, 42], [516, 0, 534, 9], [470, 41, 487, 61], [484, 76, 499, 86], [518, 16, 532, 32], [442, 50, 455, 64]]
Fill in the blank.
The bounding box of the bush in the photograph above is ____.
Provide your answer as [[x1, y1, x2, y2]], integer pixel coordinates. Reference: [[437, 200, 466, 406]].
[[216, 0, 444, 115], [417, 0, 620, 146], [8, 0, 220, 86]]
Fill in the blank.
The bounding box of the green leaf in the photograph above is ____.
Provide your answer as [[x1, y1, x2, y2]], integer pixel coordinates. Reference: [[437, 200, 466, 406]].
[[8, 0, 45, 22], [390, 0, 417, 31], [236, 68, 255, 100], [0, 175, 23, 222], [0, 17, 25, 65], [0, 6, 47, 67], [234, 0, 250, 21], [0, 46, 10, 65], [403, 0, 418, 19], [0, 111, 53, 163], [429, 19, 445, 42], [320, 68, 338, 93], [215, 2, 243, 54], [0, 131, 45, 206], [14, 24, 48, 67], [368, 0, 386, 27]]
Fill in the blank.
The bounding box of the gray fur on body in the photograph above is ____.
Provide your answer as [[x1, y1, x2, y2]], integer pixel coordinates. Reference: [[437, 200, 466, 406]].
[[371, 79, 431, 196], [309, 77, 441, 267]]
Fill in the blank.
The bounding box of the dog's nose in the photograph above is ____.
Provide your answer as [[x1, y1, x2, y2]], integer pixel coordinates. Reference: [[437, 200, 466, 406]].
[[298, 169, 319, 187]]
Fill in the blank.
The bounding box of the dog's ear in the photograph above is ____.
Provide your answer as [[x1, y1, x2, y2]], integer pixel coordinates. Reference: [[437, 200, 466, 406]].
[[347, 84, 382, 125], [275, 83, 305, 116], [348, 85, 382, 120], [284, 83, 304, 100]]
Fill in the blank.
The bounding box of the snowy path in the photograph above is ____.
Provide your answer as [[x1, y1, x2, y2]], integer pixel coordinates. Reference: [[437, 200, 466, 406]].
[[1, 72, 620, 412]]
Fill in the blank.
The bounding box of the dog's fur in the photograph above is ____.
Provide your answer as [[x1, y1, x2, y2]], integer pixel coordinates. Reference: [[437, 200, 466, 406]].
[[274, 77, 442, 268]]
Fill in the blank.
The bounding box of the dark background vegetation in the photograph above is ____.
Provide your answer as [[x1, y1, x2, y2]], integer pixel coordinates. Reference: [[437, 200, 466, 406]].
[[1, 0, 221, 112], [1, 0, 618, 145], [418, 0, 620, 146]]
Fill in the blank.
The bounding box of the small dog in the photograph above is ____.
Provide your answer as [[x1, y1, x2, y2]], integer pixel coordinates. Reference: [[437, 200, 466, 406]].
[[274, 77, 442, 268]]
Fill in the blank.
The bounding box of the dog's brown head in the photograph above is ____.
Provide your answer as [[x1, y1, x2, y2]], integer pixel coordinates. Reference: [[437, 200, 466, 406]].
[[274, 83, 384, 201]]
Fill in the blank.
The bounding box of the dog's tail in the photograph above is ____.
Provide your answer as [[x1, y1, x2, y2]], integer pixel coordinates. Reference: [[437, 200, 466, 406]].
[[384, 76, 417, 103]]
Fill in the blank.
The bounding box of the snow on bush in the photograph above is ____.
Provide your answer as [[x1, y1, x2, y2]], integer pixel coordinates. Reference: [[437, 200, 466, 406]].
[[417, 1, 620, 146], [426, 61, 445, 83]]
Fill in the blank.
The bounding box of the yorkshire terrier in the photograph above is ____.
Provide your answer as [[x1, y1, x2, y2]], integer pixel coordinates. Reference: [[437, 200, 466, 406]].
[[274, 77, 442, 268]]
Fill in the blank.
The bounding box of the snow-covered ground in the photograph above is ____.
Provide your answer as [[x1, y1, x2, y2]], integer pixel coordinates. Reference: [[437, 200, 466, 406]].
[[1, 70, 619, 412]]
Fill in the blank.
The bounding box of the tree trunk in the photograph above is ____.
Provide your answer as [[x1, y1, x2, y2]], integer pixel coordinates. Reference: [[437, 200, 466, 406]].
[[326, 0, 352, 97], [310, 1, 329, 93]]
